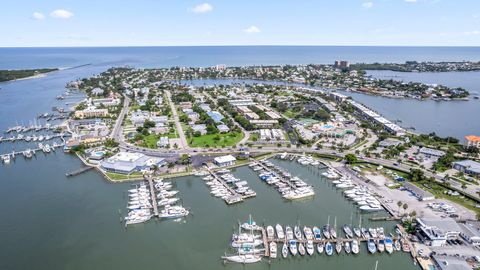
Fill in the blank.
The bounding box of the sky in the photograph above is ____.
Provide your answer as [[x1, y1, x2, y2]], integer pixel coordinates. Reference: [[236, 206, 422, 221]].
[[1, 0, 480, 47]]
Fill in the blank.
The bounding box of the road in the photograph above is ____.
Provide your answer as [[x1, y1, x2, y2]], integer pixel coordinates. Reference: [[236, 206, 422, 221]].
[[165, 90, 188, 149], [111, 95, 130, 140]]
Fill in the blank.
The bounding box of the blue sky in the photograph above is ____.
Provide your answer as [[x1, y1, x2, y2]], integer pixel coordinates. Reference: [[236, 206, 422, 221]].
[[1, 0, 480, 47]]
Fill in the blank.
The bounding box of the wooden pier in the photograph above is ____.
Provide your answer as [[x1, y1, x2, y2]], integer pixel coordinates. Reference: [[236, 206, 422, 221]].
[[145, 176, 159, 217], [206, 168, 256, 205], [66, 166, 94, 177]]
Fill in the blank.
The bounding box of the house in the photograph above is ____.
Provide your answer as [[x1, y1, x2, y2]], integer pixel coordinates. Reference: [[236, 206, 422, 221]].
[[245, 112, 260, 120], [91, 87, 104, 96], [237, 106, 252, 114], [100, 152, 165, 174], [416, 218, 462, 247], [250, 120, 278, 128], [403, 182, 435, 201], [191, 124, 207, 135], [179, 102, 193, 109], [213, 155, 236, 167], [465, 135, 480, 149], [156, 137, 169, 148], [265, 111, 282, 120], [453, 160, 480, 177], [91, 97, 120, 107], [207, 111, 224, 123], [150, 116, 169, 124], [217, 124, 230, 133]]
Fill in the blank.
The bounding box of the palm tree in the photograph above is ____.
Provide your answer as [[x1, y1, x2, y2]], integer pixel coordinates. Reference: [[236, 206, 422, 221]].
[[397, 201, 403, 216], [402, 203, 409, 215]]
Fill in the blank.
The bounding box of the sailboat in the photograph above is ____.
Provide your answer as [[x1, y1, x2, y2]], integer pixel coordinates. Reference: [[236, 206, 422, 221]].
[[344, 241, 351, 254], [221, 254, 262, 264], [330, 217, 338, 239], [336, 240, 343, 253]]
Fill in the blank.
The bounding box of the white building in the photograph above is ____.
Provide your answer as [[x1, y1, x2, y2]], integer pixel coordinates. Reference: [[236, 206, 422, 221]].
[[417, 218, 462, 247], [213, 155, 236, 167]]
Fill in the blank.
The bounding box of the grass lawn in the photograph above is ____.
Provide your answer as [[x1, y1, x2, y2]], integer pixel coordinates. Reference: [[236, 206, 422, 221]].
[[105, 172, 143, 181], [188, 132, 244, 147], [141, 134, 160, 149], [283, 110, 299, 119], [248, 133, 259, 142]]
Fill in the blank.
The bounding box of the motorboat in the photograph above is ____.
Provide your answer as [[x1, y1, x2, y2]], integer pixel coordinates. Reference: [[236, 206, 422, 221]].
[[221, 254, 261, 264], [353, 227, 361, 238], [352, 239, 359, 254], [344, 241, 351, 254], [377, 239, 385, 253], [270, 242, 277, 259], [157, 197, 179, 206], [298, 242, 306, 256], [267, 226, 275, 240], [367, 238, 377, 254], [336, 240, 343, 253], [325, 242, 333, 256], [317, 242, 324, 254], [385, 237, 394, 254], [303, 226, 314, 240], [306, 240, 314, 256], [276, 224, 285, 239], [289, 240, 298, 256], [313, 226, 322, 240], [394, 240, 401, 251], [294, 226, 303, 240], [285, 226, 294, 240], [343, 225, 353, 238], [241, 217, 262, 231], [158, 205, 189, 219], [282, 242, 288, 258]]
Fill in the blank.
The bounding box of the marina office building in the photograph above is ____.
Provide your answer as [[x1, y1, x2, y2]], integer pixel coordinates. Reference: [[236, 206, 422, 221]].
[[100, 152, 165, 174], [416, 218, 462, 247], [213, 155, 236, 167], [453, 160, 480, 178]]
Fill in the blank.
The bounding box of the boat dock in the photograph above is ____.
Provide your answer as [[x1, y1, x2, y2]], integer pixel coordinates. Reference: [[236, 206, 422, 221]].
[[66, 166, 94, 177], [205, 168, 256, 204], [145, 175, 159, 217]]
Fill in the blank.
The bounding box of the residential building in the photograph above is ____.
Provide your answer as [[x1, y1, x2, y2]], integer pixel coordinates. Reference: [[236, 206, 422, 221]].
[[191, 124, 207, 135], [453, 160, 480, 177], [207, 111, 224, 123], [156, 136, 169, 148], [217, 124, 230, 133], [228, 99, 255, 107], [91, 97, 120, 107], [265, 111, 282, 120], [245, 112, 260, 120], [74, 108, 108, 119], [250, 120, 278, 128], [237, 106, 252, 114], [213, 155, 236, 167], [465, 135, 480, 149]]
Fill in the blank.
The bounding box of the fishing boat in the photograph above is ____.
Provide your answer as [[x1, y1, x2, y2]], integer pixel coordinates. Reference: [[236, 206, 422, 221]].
[[335, 240, 343, 253], [298, 242, 306, 256], [270, 242, 277, 259], [325, 242, 333, 256], [344, 241, 351, 254], [385, 237, 394, 254], [367, 238, 377, 254], [377, 239, 385, 253], [285, 226, 294, 240], [221, 254, 261, 264], [317, 242, 324, 254], [352, 239, 359, 254], [306, 240, 314, 256], [276, 224, 285, 239], [267, 226, 275, 240], [289, 240, 298, 256], [313, 226, 322, 240], [294, 225, 303, 240], [282, 242, 288, 258]]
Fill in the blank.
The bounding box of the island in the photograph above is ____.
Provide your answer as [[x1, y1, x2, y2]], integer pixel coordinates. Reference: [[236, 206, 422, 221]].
[[0, 68, 58, 82]]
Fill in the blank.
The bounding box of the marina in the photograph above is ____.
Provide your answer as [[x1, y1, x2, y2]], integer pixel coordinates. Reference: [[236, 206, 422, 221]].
[[202, 168, 256, 204]]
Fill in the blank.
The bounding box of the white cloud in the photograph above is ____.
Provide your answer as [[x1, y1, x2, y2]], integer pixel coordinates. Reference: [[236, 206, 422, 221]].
[[50, 9, 74, 19], [32, 12, 45, 20], [405, 0, 417, 2], [243, 26, 261, 34], [464, 30, 480, 36], [191, 3, 213, 14], [362, 2, 373, 8]]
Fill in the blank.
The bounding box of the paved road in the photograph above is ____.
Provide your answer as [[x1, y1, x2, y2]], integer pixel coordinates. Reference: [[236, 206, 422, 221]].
[[111, 95, 130, 140], [165, 90, 188, 149]]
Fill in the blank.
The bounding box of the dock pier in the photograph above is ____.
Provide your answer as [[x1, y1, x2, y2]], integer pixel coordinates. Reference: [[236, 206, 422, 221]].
[[66, 166, 94, 177], [145, 176, 159, 217]]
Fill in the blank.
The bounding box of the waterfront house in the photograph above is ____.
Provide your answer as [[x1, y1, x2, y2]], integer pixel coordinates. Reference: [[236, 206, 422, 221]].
[[213, 155, 236, 167], [453, 160, 480, 177]]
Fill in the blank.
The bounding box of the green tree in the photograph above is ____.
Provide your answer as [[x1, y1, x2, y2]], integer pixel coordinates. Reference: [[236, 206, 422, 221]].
[[344, 153, 358, 164]]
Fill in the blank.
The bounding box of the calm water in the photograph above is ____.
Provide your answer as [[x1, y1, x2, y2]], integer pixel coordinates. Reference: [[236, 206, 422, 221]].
[[1, 46, 479, 269]]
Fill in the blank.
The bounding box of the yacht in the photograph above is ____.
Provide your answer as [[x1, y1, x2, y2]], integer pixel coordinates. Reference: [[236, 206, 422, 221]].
[[336, 240, 343, 253], [303, 226, 314, 240], [344, 241, 351, 254], [377, 239, 385, 253], [221, 254, 261, 264], [322, 225, 331, 239], [285, 226, 294, 240], [266, 226, 275, 240], [343, 225, 353, 238], [158, 205, 189, 219], [306, 240, 314, 256], [394, 240, 401, 251], [294, 226, 303, 240], [241, 216, 262, 231], [313, 226, 322, 240], [353, 227, 361, 238], [269, 242, 277, 259]]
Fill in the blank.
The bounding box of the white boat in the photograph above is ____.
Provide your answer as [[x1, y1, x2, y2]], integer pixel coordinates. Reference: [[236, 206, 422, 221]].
[[317, 242, 324, 254], [2, 155, 11, 164], [360, 205, 383, 212], [269, 242, 277, 259], [289, 240, 297, 256], [294, 226, 303, 240], [385, 237, 394, 254], [352, 239, 359, 254], [336, 240, 343, 253], [325, 242, 333, 256], [221, 254, 261, 264], [377, 239, 385, 253], [298, 242, 306, 256], [158, 206, 189, 219], [282, 242, 288, 258], [285, 226, 294, 240], [306, 240, 314, 256], [241, 216, 262, 231], [276, 224, 285, 239], [303, 226, 314, 240]]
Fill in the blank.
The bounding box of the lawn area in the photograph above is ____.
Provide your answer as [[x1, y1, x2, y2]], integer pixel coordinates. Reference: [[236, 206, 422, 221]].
[[105, 172, 143, 181], [188, 131, 244, 147], [141, 134, 160, 149], [283, 110, 299, 119]]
